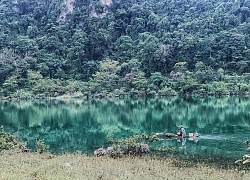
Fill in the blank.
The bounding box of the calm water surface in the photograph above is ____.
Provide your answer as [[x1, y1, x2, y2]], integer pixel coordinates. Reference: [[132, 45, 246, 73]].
[[1, 97, 250, 160]]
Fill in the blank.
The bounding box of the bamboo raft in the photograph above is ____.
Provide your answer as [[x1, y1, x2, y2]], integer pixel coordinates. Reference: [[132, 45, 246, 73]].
[[155, 132, 199, 138]]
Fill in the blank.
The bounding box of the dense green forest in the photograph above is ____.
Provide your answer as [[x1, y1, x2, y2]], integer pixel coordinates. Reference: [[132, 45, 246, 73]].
[[1, 0, 250, 98]]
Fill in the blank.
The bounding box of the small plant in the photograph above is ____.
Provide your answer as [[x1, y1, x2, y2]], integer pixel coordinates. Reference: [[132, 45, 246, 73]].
[[35, 139, 49, 153]]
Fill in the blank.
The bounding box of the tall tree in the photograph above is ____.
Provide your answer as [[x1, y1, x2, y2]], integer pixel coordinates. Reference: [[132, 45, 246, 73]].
[[88, 59, 121, 93]]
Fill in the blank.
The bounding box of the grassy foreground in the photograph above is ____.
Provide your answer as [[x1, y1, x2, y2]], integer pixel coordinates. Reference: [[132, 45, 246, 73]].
[[0, 152, 249, 180]]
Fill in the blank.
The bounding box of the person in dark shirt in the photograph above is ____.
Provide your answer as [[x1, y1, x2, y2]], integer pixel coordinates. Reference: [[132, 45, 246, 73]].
[[177, 125, 186, 137]]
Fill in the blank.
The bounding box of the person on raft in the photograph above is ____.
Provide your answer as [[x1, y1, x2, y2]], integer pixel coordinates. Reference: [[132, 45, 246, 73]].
[[177, 125, 186, 137]]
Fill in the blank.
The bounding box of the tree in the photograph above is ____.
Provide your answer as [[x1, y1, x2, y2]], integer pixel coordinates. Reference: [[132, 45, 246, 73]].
[[0, 49, 29, 85], [89, 59, 121, 93], [112, 35, 134, 63], [170, 62, 189, 80], [27, 70, 43, 87], [148, 72, 167, 93], [136, 32, 159, 76], [67, 29, 88, 64], [10, 36, 38, 57], [2, 75, 18, 95], [130, 71, 148, 96], [32, 77, 64, 97], [67, 29, 88, 79], [193, 61, 216, 83]]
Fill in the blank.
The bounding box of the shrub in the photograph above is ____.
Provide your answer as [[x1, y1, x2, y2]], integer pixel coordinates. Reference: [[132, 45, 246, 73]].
[[0, 126, 22, 151], [35, 139, 49, 154], [107, 133, 159, 156]]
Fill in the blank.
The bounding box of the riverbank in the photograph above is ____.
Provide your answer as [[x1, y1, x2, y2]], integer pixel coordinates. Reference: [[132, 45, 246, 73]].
[[0, 152, 249, 180]]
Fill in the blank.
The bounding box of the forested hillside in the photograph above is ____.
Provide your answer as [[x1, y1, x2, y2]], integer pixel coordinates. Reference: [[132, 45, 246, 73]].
[[1, 0, 250, 98]]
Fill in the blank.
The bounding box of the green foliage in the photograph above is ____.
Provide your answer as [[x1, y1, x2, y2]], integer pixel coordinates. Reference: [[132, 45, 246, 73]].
[[149, 72, 167, 92], [159, 87, 177, 96], [208, 82, 229, 95], [35, 139, 49, 154], [0, 49, 22, 85], [89, 59, 121, 93], [10, 35, 38, 57], [2, 76, 18, 95], [32, 78, 64, 97], [113, 35, 134, 63], [0, 126, 21, 151], [2, 0, 250, 97], [107, 133, 158, 155], [130, 71, 148, 96], [65, 80, 84, 95], [194, 61, 216, 83]]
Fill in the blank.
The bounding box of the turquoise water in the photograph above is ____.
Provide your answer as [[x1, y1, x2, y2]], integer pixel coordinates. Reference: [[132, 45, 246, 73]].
[[0, 97, 250, 160]]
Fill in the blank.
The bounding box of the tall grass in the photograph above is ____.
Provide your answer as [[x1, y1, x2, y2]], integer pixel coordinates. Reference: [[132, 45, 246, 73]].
[[0, 152, 249, 180]]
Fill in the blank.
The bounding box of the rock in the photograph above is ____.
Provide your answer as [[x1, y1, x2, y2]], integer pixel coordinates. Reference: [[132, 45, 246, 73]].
[[123, 144, 150, 155], [106, 147, 113, 153], [93, 147, 107, 156], [19, 145, 31, 152], [140, 144, 150, 153], [64, 163, 71, 167], [93, 144, 149, 156]]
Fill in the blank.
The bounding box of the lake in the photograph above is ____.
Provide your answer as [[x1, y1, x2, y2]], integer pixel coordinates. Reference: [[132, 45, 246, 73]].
[[1, 97, 250, 161]]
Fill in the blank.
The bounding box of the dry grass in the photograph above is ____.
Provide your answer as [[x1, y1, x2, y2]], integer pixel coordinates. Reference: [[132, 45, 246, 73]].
[[0, 152, 249, 180]]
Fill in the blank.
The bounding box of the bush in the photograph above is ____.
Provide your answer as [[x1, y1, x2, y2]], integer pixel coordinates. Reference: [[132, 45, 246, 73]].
[[0, 126, 22, 151], [35, 139, 49, 154], [107, 133, 159, 156]]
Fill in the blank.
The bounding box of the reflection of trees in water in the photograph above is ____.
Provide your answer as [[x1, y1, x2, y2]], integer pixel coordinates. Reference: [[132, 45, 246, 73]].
[[17, 124, 107, 153], [1, 97, 250, 152]]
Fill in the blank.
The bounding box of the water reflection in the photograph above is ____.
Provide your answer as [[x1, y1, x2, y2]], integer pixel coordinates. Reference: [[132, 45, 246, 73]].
[[0, 97, 250, 158]]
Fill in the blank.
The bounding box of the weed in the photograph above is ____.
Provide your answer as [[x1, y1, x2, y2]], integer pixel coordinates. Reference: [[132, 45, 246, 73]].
[[35, 139, 49, 153]]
